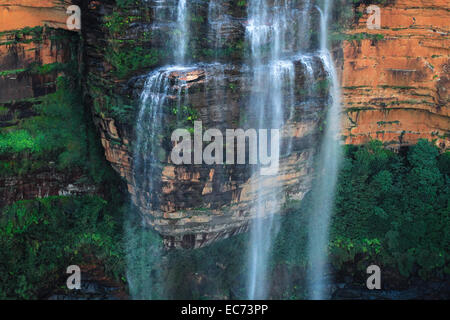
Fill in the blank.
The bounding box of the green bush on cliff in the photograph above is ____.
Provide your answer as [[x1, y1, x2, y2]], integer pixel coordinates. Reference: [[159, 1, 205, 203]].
[[0, 130, 40, 154], [23, 77, 87, 169], [106, 46, 161, 78], [0, 76, 92, 175]]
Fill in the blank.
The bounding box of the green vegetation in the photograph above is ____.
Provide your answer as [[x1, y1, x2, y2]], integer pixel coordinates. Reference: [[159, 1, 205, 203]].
[[275, 140, 449, 282], [0, 130, 38, 154], [104, 12, 139, 34], [0, 24, 128, 299], [171, 105, 199, 125], [0, 23, 85, 176], [105, 46, 162, 78], [27, 62, 69, 75], [378, 85, 416, 90], [352, 0, 394, 5], [0, 195, 125, 299], [377, 120, 400, 126], [332, 32, 385, 42], [0, 24, 110, 179], [343, 85, 369, 90], [102, 4, 158, 79], [0, 76, 97, 176], [88, 77, 136, 123], [0, 69, 26, 77], [331, 140, 449, 278], [116, 0, 140, 8], [0, 26, 44, 46]]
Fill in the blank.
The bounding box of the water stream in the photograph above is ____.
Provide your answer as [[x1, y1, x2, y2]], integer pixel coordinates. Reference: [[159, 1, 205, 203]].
[[126, 0, 191, 299], [307, 0, 343, 300], [245, 0, 313, 300], [175, 0, 188, 64]]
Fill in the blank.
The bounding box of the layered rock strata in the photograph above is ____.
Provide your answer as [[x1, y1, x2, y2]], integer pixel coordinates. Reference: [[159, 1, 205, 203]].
[[340, 0, 449, 148]]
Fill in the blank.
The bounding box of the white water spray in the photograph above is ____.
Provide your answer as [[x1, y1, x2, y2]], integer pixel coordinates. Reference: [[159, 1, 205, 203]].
[[126, 0, 191, 299], [307, 0, 342, 300], [175, 0, 188, 65], [245, 0, 312, 300]]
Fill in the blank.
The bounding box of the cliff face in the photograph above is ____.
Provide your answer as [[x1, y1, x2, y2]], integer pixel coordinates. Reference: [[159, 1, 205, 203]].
[[0, 0, 70, 31], [341, 0, 449, 148], [1, 0, 449, 247], [0, 0, 98, 207], [127, 64, 326, 248], [91, 0, 449, 248], [83, 0, 327, 248], [0, 0, 72, 103]]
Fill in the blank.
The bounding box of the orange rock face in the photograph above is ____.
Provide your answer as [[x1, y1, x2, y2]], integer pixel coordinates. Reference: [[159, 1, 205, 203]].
[[0, 1, 88, 207], [0, 0, 74, 103], [340, 0, 449, 149], [0, 0, 72, 32]]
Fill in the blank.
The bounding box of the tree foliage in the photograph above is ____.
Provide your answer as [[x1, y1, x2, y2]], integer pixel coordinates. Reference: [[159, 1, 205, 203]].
[[331, 140, 449, 278], [0, 196, 124, 299]]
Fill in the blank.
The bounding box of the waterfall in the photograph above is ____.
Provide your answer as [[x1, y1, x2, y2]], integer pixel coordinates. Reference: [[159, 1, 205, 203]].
[[127, 0, 340, 300], [126, 0, 191, 299], [208, 0, 226, 56], [126, 69, 170, 300], [175, 0, 188, 65], [299, 0, 312, 51], [245, 0, 311, 300], [127, 66, 192, 299], [307, 0, 343, 300]]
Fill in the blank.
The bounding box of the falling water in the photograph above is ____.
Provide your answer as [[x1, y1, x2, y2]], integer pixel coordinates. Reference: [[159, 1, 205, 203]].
[[127, 0, 339, 300], [307, 0, 343, 300], [127, 66, 192, 299], [175, 0, 188, 64], [245, 0, 311, 300], [246, 60, 294, 300], [208, 0, 227, 56], [126, 0, 191, 299], [299, 0, 312, 51], [126, 70, 169, 300]]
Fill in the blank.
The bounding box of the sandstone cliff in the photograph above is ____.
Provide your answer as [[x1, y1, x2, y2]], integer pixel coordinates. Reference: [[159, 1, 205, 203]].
[[341, 0, 449, 148], [1, 0, 449, 248], [80, 0, 331, 248], [0, 0, 97, 206]]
